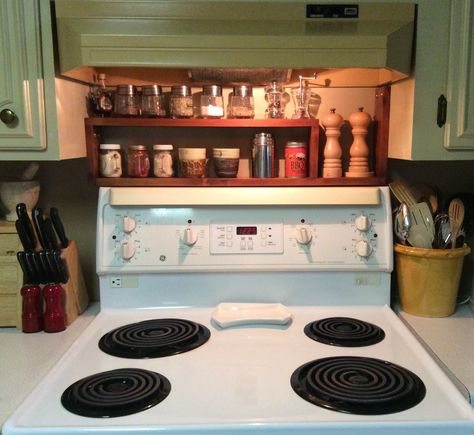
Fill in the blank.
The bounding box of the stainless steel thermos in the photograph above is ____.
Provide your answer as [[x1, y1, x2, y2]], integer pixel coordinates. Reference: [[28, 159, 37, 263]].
[[252, 132, 275, 177]]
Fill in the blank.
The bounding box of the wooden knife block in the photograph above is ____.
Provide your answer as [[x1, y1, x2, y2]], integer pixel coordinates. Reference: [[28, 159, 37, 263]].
[[60, 240, 89, 325]]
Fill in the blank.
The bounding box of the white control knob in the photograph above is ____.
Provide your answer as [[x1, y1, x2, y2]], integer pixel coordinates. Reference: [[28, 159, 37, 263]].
[[123, 216, 136, 233], [121, 241, 136, 260], [355, 240, 372, 257], [296, 227, 312, 245], [355, 215, 371, 232], [183, 227, 198, 246]]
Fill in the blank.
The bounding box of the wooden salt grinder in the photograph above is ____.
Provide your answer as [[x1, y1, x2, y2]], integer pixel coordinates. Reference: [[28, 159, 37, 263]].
[[322, 108, 343, 178], [346, 107, 374, 178]]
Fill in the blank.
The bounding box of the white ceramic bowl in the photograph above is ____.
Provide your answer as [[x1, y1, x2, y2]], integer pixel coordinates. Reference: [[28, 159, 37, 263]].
[[0, 181, 40, 221]]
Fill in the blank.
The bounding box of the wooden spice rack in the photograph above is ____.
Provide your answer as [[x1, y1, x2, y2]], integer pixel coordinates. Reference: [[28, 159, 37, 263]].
[[85, 86, 390, 187]]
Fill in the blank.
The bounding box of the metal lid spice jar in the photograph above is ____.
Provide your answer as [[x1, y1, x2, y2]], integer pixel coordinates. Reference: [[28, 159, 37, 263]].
[[170, 85, 193, 118], [199, 85, 224, 118], [141, 85, 166, 117], [127, 145, 150, 177], [114, 85, 139, 116], [229, 85, 254, 119], [99, 143, 122, 178], [153, 144, 174, 178]]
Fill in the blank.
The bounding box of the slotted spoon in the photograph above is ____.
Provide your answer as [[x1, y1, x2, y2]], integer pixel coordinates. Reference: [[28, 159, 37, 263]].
[[448, 198, 464, 249]]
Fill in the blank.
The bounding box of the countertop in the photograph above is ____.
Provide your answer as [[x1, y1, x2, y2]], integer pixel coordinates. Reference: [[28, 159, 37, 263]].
[[398, 300, 474, 405], [0, 304, 99, 429], [1, 302, 473, 430]]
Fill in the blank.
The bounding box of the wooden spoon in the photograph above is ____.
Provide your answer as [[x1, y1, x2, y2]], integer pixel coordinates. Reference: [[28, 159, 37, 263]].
[[448, 198, 465, 249]]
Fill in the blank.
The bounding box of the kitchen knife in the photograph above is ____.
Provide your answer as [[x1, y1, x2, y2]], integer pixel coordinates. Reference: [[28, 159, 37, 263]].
[[15, 219, 35, 252], [43, 217, 59, 251], [53, 250, 69, 284], [23, 251, 41, 285], [39, 251, 55, 283], [17, 251, 32, 284], [16, 203, 36, 250], [32, 207, 48, 250], [50, 207, 69, 249]]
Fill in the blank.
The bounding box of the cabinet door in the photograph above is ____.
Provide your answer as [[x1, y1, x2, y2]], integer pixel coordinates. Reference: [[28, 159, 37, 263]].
[[444, 0, 474, 150], [0, 0, 46, 151]]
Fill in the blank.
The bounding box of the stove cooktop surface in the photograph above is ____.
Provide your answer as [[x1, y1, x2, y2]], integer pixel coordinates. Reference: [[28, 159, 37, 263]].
[[4, 304, 474, 434]]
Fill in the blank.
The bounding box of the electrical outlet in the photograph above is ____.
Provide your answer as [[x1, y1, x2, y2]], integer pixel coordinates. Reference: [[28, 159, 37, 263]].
[[110, 277, 122, 288]]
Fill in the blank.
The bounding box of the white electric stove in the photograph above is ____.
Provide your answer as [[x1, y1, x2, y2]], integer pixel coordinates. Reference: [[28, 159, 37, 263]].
[[3, 186, 474, 434]]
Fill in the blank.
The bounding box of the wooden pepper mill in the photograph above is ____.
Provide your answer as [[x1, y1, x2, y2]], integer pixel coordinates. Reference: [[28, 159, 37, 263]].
[[345, 107, 374, 178], [321, 108, 343, 178]]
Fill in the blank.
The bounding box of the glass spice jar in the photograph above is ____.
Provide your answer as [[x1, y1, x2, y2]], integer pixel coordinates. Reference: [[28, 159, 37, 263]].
[[141, 85, 166, 117], [170, 85, 193, 118], [115, 84, 139, 116], [153, 144, 174, 177], [99, 143, 122, 178], [127, 145, 150, 177], [229, 85, 254, 119], [199, 85, 224, 118]]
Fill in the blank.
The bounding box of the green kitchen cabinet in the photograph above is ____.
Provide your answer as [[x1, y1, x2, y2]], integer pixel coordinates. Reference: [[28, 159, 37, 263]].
[[0, 0, 88, 160], [389, 0, 474, 160]]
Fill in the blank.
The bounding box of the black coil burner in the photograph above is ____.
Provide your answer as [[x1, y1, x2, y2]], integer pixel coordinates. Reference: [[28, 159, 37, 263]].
[[304, 317, 385, 347], [291, 356, 426, 415], [61, 368, 171, 418], [99, 318, 211, 358]]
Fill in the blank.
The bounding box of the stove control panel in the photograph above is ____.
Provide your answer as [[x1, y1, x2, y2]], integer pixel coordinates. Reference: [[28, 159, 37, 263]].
[[99, 201, 391, 272]]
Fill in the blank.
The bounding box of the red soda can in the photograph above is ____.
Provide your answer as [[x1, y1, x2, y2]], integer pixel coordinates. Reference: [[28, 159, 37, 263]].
[[285, 141, 307, 178]]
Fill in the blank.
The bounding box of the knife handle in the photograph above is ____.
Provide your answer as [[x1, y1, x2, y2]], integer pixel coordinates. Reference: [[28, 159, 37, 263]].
[[50, 207, 69, 249], [15, 220, 34, 252], [32, 207, 48, 250], [43, 217, 59, 251]]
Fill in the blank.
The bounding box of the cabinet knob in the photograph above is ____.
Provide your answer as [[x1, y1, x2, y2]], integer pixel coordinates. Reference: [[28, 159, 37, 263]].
[[0, 108, 17, 125]]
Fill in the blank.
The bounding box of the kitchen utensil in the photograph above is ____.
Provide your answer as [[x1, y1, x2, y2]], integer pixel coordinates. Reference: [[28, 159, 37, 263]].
[[52, 249, 69, 284], [0, 181, 40, 221], [406, 202, 435, 249], [32, 207, 48, 250], [15, 219, 35, 252], [388, 180, 417, 207], [411, 183, 439, 215], [20, 284, 42, 333], [16, 203, 36, 249], [43, 217, 59, 250], [394, 203, 412, 245], [42, 284, 66, 333], [448, 198, 465, 249]]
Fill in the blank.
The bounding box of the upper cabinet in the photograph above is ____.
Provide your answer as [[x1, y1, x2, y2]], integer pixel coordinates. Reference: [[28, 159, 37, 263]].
[[0, 0, 88, 161], [389, 0, 474, 160]]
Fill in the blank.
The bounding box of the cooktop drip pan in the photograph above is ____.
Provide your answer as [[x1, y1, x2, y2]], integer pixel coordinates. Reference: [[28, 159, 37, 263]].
[[290, 356, 426, 415], [304, 317, 386, 347], [98, 318, 211, 358], [61, 368, 171, 418]]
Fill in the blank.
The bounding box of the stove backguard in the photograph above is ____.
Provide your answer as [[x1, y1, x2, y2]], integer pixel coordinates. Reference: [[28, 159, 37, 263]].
[[96, 187, 393, 310]]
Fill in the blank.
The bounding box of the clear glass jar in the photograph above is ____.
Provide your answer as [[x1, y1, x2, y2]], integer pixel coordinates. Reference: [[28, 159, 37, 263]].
[[153, 144, 174, 177], [229, 85, 254, 119], [199, 85, 224, 118], [99, 144, 122, 177], [126, 145, 150, 177], [170, 86, 193, 118], [115, 85, 139, 116], [290, 86, 312, 119], [264, 81, 289, 119], [140, 85, 166, 117]]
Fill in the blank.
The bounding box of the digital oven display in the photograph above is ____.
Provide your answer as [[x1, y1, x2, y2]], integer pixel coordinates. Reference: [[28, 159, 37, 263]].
[[236, 226, 258, 236]]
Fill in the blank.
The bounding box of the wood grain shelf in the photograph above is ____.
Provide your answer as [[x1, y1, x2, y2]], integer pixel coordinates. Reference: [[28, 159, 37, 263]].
[[85, 88, 390, 188]]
